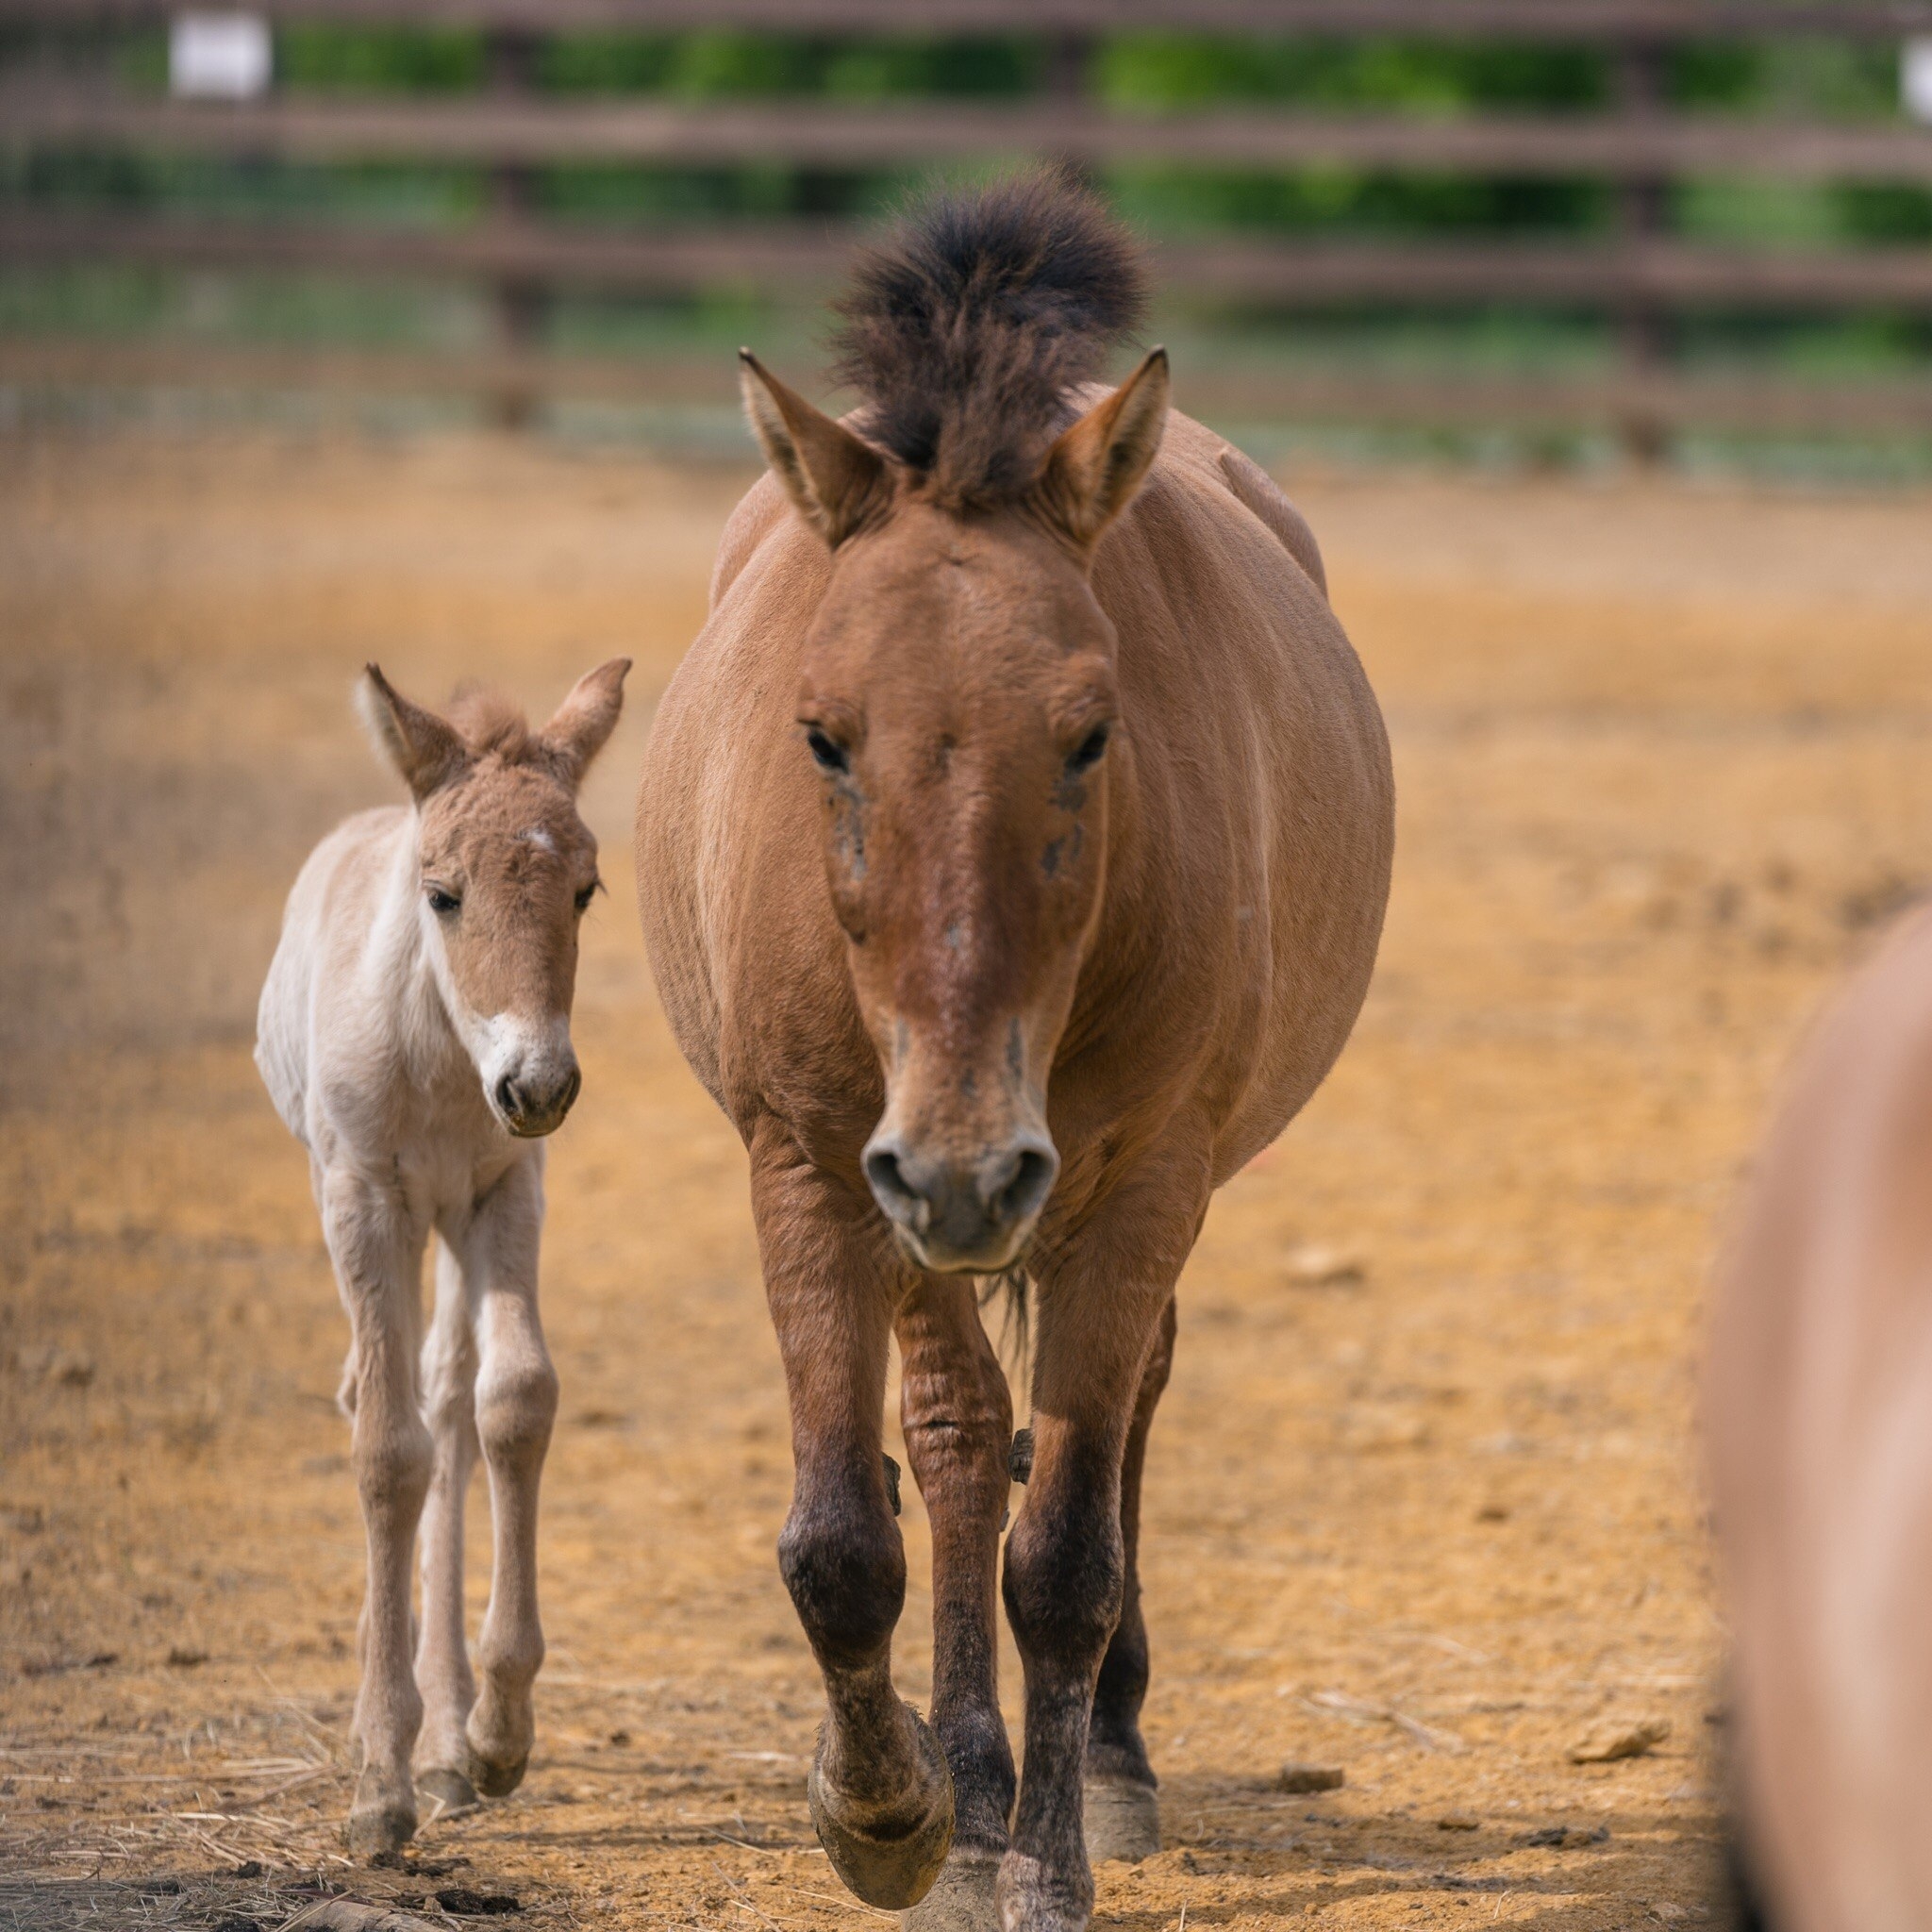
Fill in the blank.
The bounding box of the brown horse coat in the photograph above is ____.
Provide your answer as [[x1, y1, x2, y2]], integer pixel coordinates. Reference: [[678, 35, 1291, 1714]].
[[1707, 902, 1932, 1932], [635, 176, 1391, 1932], [644, 408, 1385, 1204]]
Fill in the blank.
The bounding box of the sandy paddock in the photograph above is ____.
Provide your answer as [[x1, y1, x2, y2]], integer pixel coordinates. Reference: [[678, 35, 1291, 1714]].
[[3, 426, 1930, 1929]]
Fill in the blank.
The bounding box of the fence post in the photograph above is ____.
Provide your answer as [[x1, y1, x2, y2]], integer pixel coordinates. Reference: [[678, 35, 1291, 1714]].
[[485, 25, 546, 430], [1612, 32, 1671, 460]]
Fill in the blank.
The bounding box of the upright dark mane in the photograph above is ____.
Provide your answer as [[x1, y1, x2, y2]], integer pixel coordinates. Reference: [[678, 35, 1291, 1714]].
[[831, 169, 1149, 508]]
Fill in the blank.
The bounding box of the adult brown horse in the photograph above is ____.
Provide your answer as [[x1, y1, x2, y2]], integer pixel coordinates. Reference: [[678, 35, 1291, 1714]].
[[636, 174, 1394, 1932]]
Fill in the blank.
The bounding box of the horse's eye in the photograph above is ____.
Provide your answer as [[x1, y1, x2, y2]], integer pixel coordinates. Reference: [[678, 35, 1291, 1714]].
[[806, 728, 850, 775], [1066, 725, 1110, 775], [575, 880, 598, 913], [425, 885, 460, 916]]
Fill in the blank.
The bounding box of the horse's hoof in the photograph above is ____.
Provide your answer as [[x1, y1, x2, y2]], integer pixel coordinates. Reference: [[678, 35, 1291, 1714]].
[[344, 1790, 415, 1857], [994, 1848, 1091, 1932], [466, 1749, 527, 1799], [808, 1704, 955, 1909], [902, 1846, 1000, 1932], [1082, 1774, 1160, 1864], [416, 1766, 480, 1819]]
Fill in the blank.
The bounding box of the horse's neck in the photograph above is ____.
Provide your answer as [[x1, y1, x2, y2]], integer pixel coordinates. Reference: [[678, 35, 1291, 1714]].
[[364, 817, 465, 1086]]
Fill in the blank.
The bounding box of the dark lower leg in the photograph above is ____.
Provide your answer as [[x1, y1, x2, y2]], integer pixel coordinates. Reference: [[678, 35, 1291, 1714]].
[[1087, 1295, 1174, 1788], [896, 1278, 1016, 1857], [753, 1145, 953, 1907]]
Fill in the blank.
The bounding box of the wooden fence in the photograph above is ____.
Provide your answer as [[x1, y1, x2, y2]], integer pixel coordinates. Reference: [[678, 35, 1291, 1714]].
[[3, 0, 1931, 441]]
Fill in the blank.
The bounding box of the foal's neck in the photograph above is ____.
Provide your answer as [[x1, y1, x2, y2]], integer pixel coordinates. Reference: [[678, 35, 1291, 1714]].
[[371, 812, 468, 1084]]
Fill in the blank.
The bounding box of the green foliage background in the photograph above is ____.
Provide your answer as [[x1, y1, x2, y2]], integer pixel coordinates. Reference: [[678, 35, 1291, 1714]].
[[2, 22, 1928, 444]]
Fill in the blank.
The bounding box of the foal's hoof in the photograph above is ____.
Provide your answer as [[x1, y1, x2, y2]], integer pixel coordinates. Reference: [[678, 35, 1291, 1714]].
[[467, 1749, 528, 1799], [902, 1846, 1000, 1932], [1082, 1773, 1160, 1864], [994, 1849, 1091, 1932], [345, 1775, 415, 1857], [417, 1766, 480, 1820], [808, 1705, 955, 1909]]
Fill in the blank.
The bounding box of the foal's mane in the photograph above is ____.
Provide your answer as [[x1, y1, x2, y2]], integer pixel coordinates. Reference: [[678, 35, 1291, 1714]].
[[446, 685, 544, 765], [831, 168, 1149, 510]]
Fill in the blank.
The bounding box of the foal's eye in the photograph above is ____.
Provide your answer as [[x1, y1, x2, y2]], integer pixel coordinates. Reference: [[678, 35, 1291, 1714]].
[[425, 885, 460, 916], [806, 728, 850, 775], [575, 880, 599, 914], [1066, 725, 1110, 775]]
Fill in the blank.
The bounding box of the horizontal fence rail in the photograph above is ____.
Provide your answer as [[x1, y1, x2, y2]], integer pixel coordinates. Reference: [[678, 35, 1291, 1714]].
[[3, 0, 1929, 443], [8, 211, 1930, 313], [7, 85, 1932, 184], [10, 334, 1932, 438], [4, 0, 1932, 35]]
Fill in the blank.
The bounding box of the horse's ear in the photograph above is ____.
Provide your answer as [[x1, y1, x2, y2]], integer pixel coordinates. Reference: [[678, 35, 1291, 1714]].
[[740, 349, 890, 548], [358, 665, 471, 802], [541, 657, 631, 790], [1033, 347, 1171, 554]]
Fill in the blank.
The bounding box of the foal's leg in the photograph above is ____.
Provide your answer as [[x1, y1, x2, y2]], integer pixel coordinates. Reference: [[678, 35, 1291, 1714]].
[[751, 1138, 954, 1911], [896, 1276, 1016, 1928], [463, 1154, 559, 1796], [414, 1237, 481, 1817], [999, 1158, 1202, 1932], [322, 1169, 433, 1855], [1082, 1294, 1175, 1865]]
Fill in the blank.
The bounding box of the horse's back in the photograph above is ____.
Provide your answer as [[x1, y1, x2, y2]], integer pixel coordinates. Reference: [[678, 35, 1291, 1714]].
[[1091, 410, 1392, 1176]]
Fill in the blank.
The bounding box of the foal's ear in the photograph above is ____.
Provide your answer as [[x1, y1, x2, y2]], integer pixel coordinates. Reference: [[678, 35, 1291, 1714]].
[[1033, 348, 1171, 555], [541, 656, 631, 789], [358, 665, 470, 802], [739, 350, 890, 548]]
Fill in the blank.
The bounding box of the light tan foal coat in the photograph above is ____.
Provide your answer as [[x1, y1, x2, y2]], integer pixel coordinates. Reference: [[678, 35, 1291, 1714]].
[[258, 661, 625, 1854]]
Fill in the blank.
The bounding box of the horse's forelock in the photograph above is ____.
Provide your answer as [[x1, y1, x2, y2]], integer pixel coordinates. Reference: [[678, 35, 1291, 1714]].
[[830, 168, 1149, 510]]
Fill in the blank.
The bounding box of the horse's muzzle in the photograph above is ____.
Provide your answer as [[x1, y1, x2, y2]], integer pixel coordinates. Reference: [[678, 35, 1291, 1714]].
[[862, 1129, 1058, 1273], [493, 1060, 581, 1139]]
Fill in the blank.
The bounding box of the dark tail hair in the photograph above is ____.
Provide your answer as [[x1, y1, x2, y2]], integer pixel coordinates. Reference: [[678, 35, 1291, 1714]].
[[831, 167, 1148, 508]]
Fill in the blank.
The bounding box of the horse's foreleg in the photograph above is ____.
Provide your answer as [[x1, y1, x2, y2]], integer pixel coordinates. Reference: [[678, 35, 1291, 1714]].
[[465, 1156, 558, 1798], [323, 1171, 432, 1856], [895, 1276, 1016, 1927], [1083, 1293, 1175, 1864], [414, 1236, 480, 1818], [999, 1159, 1201, 1932], [752, 1139, 955, 1912]]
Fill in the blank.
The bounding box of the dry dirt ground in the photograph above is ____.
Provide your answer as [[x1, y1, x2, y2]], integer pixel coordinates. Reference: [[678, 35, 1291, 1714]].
[[4, 426, 1930, 1931]]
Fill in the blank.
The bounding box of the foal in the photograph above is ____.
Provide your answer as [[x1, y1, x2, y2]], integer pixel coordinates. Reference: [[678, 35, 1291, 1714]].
[[638, 174, 1391, 1932], [258, 658, 627, 1853]]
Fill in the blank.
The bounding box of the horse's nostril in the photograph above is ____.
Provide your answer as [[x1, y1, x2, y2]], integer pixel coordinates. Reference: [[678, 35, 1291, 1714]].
[[865, 1146, 914, 1210], [558, 1066, 582, 1116], [991, 1146, 1056, 1227], [495, 1074, 521, 1119]]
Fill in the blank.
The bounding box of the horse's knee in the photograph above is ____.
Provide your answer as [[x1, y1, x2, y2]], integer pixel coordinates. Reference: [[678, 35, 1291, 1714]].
[[476, 1357, 558, 1469], [778, 1484, 906, 1670], [354, 1415, 433, 1522], [1003, 1493, 1123, 1667]]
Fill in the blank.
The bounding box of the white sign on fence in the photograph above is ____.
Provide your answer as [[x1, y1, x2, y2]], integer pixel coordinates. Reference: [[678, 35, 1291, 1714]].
[[169, 12, 272, 100], [1905, 37, 1932, 125]]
